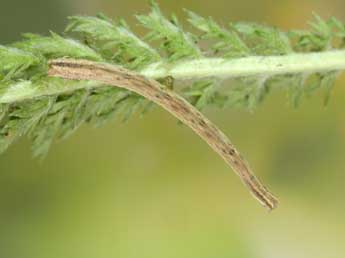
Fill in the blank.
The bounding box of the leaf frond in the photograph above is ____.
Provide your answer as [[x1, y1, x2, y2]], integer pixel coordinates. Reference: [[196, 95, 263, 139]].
[[0, 1, 345, 157]]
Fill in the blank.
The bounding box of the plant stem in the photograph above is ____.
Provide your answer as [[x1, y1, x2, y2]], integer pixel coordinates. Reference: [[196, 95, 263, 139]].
[[2, 50, 344, 104], [141, 50, 345, 79], [48, 58, 278, 210]]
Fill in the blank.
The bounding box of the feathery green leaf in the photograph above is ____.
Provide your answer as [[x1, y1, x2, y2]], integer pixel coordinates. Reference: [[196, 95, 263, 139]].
[[0, 1, 344, 157]]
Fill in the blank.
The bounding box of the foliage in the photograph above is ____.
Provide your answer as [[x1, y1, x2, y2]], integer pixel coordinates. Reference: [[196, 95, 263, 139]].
[[0, 1, 345, 157]]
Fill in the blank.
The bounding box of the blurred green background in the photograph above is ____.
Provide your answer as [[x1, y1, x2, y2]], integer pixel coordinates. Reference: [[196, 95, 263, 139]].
[[1, 0, 345, 257]]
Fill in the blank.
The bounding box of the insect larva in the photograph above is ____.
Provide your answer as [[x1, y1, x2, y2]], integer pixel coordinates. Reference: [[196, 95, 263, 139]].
[[48, 58, 278, 210]]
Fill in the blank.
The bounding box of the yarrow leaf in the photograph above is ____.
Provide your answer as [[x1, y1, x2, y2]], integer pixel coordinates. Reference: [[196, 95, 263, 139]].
[[0, 1, 344, 158]]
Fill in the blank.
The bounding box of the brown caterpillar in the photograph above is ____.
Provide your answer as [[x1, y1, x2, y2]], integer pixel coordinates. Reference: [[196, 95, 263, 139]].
[[48, 58, 278, 210]]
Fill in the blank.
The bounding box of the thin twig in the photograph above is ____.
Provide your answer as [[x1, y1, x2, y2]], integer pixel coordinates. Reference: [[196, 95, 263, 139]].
[[48, 58, 278, 210]]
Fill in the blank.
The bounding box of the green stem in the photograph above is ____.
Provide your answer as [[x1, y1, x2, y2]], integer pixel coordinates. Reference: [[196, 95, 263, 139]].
[[141, 50, 345, 79], [1, 50, 345, 104]]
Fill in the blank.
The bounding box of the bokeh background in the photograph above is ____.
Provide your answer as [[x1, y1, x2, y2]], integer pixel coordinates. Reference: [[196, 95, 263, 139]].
[[1, 0, 345, 257]]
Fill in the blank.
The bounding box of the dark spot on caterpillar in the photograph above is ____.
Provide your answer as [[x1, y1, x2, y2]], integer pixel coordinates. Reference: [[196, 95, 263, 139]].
[[198, 120, 207, 127], [228, 149, 235, 156], [163, 94, 173, 101], [121, 73, 132, 80]]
